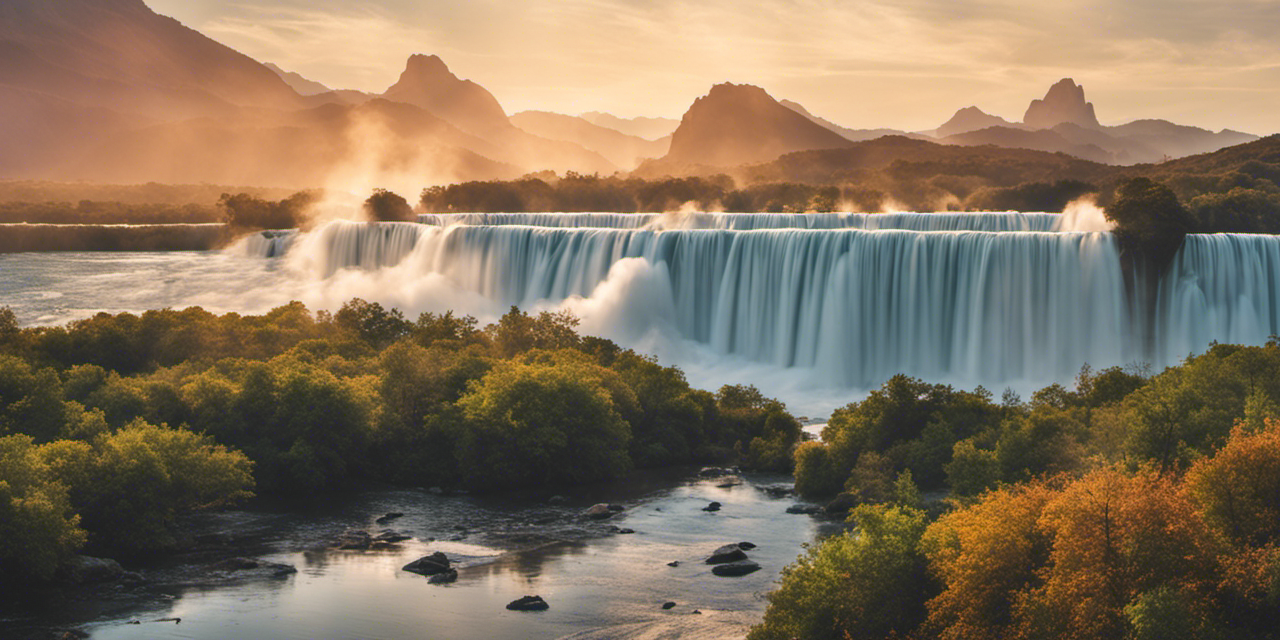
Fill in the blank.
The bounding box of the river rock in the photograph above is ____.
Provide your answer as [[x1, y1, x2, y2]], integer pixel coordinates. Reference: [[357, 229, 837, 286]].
[[712, 560, 761, 577], [662, 601, 677, 610], [705, 544, 748, 564], [786, 504, 822, 515], [584, 503, 615, 520], [699, 466, 736, 477], [375, 512, 404, 524], [403, 552, 451, 576], [63, 556, 124, 584], [375, 531, 412, 544], [737, 541, 757, 550], [428, 569, 458, 584], [759, 484, 795, 498], [336, 530, 373, 550], [506, 595, 550, 611], [702, 502, 722, 512], [211, 557, 260, 571], [667, 560, 681, 567], [211, 557, 296, 578]]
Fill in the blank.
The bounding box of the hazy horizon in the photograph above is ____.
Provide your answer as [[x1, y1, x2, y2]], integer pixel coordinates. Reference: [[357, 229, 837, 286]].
[[147, 0, 1280, 135]]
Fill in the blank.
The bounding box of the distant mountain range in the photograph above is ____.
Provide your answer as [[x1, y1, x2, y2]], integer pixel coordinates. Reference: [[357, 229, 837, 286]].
[[0, 0, 1265, 188]]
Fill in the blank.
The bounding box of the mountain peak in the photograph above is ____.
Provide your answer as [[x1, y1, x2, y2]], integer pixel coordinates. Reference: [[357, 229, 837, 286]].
[[403, 53, 452, 78], [937, 106, 1014, 138], [663, 82, 853, 167], [383, 54, 510, 137], [1024, 78, 1100, 129]]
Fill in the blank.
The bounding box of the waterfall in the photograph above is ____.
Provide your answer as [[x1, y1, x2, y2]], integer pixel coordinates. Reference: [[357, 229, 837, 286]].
[[1156, 234, 1280, 361], [416, 211, 1063, 232], [239, 215, 1280, 393]]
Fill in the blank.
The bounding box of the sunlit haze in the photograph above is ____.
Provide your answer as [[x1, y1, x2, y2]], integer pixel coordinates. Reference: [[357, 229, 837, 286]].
[[146, 0, 1280, 134]]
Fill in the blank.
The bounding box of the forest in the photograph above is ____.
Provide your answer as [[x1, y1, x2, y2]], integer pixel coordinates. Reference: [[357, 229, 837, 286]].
[[0, 302, 799, 584], [751, 341, 1280, 640]]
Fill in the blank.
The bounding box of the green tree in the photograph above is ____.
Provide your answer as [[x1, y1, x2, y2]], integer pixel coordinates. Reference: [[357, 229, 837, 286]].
[[363, 188, 415, 222], [750, 505, 931, 640], [0, 435, 86, 582], [42, 422, 253, 553], [455, 360, 631, 489]]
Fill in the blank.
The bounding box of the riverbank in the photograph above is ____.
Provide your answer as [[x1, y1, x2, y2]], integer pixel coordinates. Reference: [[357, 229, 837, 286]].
[[0, 224, 232, 252], [1, 468, 836, 640]]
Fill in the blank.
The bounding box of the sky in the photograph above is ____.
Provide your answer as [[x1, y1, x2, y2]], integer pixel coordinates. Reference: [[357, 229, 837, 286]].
[[146, 0, 1280, 134]]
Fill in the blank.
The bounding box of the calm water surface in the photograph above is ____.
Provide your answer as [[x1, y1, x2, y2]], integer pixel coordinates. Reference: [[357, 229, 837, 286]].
[[76, 472, 829, 640]]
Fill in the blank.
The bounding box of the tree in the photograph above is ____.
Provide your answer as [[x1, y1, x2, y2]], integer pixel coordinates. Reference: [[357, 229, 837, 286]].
[[922, 482, 1056, 639], [1015, 467, 1219, 640], [455, 360, 631, 489], [0, 435, 86, 582], [1104, 177, 1194, 268], [40, 421, 253, 554], [750, 505, 931, 640], [363, 188, 415, 222], [1185, 419, 1280, 546]]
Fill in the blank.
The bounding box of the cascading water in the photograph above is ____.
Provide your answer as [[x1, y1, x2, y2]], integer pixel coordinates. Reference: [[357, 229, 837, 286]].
[[416, 211, 1064, 232], [233, 214, 1280, 406]]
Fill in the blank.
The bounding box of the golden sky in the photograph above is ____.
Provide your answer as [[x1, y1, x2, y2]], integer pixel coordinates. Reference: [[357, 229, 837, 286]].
[[147, 0, 1280, 134]]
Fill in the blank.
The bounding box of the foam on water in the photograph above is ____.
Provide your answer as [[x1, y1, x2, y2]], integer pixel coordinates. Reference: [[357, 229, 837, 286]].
[[9, 213, 1280, 416]]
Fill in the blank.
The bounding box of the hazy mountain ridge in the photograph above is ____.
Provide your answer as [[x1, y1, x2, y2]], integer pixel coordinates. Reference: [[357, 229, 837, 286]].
[[579, 112, 680, 140], [779, 100, 919, 143], [510, 111, 670, 170], [927, 79, 1259, 165]]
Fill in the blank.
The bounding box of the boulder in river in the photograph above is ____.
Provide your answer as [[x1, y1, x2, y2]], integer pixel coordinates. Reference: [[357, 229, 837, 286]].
[[375, 531, 412, 544], [786, 504, 822, 515], [211, 557, 260, 571], [375, 512, 404, 524], [428, 569, 458, 584], [712, 560, 761, 577], [584, 503, 615, 520], [737, 541, 757, 550], [667, 561, 681, 567], [704, 544, 748, 564], [211, 557, 297, 578], [662, 601, 677, 610], [403, 552, 451, 576], [506, 595, 550, 611], [336, 530, 373, 550], [62, 556, 124, 584], [702, 502, 722, 512]]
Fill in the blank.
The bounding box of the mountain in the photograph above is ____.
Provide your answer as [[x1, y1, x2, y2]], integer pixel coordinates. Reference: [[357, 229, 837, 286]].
[[265, 63, 331, 96], [382, 54, 512, 139], [940, 126, 1114, 164], [1108, 120, 1260, 162], [779, 100, 915, 142], [0, 0, 299, 117], [653, 83, 855, 170], [580, 112, 680, 140], [1023, 78, 1101, 130], [936, 106, 1018, 138], [380, 55, 615, 175], [923, 79, 1260, 165], [510, 111, 669, 170]]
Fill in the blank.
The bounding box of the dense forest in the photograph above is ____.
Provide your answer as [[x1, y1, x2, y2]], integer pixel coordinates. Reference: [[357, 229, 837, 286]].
[[752, 341, 1280, 640], [418, 135, 1280, 234], [0, 302, 799, 584]]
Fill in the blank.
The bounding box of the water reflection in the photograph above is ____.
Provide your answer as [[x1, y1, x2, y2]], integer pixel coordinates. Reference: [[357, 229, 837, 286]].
[[69, 471, 826, 640]]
